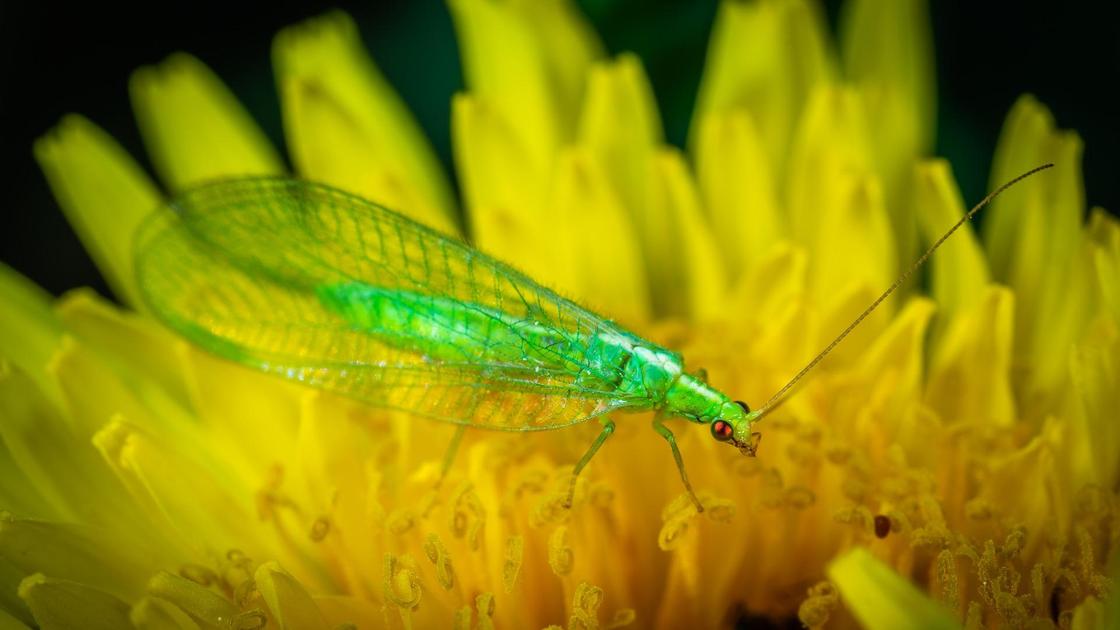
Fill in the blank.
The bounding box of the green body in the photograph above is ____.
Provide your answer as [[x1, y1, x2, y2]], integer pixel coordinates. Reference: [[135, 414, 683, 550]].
[[318, 283, 744, 426]]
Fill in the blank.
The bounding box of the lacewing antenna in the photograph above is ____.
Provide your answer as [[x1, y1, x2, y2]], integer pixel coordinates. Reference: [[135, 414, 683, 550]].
[[753, 163, 1055, 421]]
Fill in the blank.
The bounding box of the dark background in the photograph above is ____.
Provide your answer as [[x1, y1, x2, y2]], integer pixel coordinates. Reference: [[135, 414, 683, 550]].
[[2, 1, 1117, 300]]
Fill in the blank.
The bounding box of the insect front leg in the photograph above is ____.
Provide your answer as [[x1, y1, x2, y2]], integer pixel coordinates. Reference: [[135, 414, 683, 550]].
[[652, 412, 704, 513], [563, 417, 616, 509]]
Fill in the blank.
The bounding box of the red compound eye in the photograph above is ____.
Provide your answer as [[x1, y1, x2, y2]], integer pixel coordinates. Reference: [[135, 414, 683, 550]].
[[711, 420, 734, 442]]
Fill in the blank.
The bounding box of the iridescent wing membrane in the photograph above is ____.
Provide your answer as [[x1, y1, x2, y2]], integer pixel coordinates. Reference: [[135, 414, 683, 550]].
[[134, 178, 650, 431]]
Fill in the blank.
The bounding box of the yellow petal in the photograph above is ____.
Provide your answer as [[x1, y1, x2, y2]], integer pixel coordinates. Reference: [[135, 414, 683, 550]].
[[983, 96, 1088, 401], [690, 0, 834, 175], [828, 548, 960, 629], [274, 11, 458, 235], [925, 286, 1016, 427], [449, 0, 602, 162], [0, 362, 141, 526], [643, 149, 726, 320], [0, 515, 166, 602], [130, 53, 283, 191], [0, 605, 32, 629], [33, 115, 160, 306], [0, 265, 63, 394], [18, 573, 132, 630], [549, 149, 649, 323], [840, 0, 935, 262], [695, 108, 782, 280], [854, 297, 936, 422], [785, 87, 895, 314], [1087, 208, 1120, 324], [92, 416, 253, 549], [130, 596, 202, 630], [1065, 336, 1120, 487], [146, 572, 239, 628], [255, 562, 328, 630], [577, 53, 661, 214], [912, 160, 990, 325], [451, 94, 561, 284], [56, 289, 191, 410]]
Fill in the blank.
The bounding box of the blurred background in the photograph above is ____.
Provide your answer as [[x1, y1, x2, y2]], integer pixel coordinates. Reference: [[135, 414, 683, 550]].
[[2, 0, 1117, 299]]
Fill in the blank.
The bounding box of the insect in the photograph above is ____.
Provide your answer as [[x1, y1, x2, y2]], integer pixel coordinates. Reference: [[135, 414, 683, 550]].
[[134, 165, 1052, 510]]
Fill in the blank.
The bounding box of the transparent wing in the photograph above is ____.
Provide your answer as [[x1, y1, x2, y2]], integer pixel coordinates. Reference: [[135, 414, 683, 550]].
[[134, 177, 648, 430]]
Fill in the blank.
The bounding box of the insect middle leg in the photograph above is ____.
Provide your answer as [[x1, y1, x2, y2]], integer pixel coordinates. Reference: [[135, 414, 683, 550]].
[[652, 412, 704, 513], [563, 417, 616, 508]]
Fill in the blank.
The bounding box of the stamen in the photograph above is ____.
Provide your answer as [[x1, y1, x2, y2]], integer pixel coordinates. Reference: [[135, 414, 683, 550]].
[[476, 592, 496, 630], [448, 485, 485, 550], [233, 609, 268, 630], [423, 533, 455, 590], [797, 581, 838, 628], [935, 549, 960, 614], [548, 526, 573, 576], [382, 553, 422, 610], [454, 606, 472, 630], [503, 535, 524, 594], [605, 608, 636, 629]]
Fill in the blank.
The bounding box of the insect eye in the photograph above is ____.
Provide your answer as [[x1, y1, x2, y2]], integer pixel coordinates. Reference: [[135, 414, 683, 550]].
[[711, 420, 734, 442], [734, 400, 750, 413]]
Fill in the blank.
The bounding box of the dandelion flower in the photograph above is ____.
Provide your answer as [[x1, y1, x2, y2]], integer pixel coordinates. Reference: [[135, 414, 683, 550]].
[[2, 1, 1118, 628]]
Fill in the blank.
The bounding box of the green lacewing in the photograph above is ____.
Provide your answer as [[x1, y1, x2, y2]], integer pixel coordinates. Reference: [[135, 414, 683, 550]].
[[134, 165, 1052, 509]]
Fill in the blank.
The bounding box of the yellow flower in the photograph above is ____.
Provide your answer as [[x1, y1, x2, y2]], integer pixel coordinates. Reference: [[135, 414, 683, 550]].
[[2, 1, 1118, 629]]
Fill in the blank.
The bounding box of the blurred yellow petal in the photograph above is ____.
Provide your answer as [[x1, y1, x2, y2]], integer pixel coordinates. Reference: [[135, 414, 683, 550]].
[[92, 417, 253, 549], [695, 109, 782, 281], [829, 548, 959, 629], [984, 96, 1089, 407], [255, 562, 328, 630], [1065, 336, 1120, 487], [643, 150, 726, 319], [130, 596, 201, 630], [56, 289, 191, 410], [1087, 208, 1120, 324], [854, 297, 936, 424], [0, 605, 31, 630], [452, 94, 565, 286], [145, 572, 238, 628], [577, 53, 661, 214], [0, 515, 164, 602], [130, 53, 283, 191], [0, 363, 140, 526], [840, 0, 935, 264], [449, 0, 602, 162], [18, 573, 132, 630], [549, 149, 649, 323], [0, 265, 63, 396], [33, 115, 160, 306], [913, 160, 990, 324], [785, 87, 895, 313], [691, 0, 833, 175], [274, 11, 458, 235], [926, 286, 1016, 426]]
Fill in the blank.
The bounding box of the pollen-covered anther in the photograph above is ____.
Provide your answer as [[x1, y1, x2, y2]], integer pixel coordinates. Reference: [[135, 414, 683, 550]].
[[383, 553, 422, 609], [502, 535, 524, 593], [448, 485, 485, 550], [797, 581, 839, 628], [423, 532, 455, 590], [548, 526, 573, 576], [475, 592, 496, 630]]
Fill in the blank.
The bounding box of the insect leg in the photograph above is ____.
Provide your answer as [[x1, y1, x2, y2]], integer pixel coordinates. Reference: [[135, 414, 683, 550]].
[[652, 413, 704, 513], [563, 417, 616, 509], [435, 425, 468, 489]]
